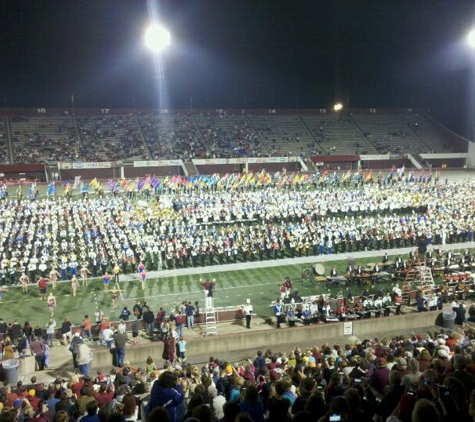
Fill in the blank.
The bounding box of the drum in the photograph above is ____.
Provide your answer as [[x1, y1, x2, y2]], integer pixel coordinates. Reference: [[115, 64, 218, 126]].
[[458, 272, 465, 281], [314, 263, 325, 276], [465, 272, 471, 281]]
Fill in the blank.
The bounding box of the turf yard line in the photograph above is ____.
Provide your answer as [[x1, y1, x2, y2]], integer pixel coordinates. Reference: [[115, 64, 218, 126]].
[[125, 280, 280, 301]]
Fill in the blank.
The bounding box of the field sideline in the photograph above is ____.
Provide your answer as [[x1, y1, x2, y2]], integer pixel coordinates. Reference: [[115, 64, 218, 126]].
[[2, 246, 471, 328]]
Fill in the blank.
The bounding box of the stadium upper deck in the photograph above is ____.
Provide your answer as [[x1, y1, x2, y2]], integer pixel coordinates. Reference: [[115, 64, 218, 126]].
[[0, 108, 467, 165]]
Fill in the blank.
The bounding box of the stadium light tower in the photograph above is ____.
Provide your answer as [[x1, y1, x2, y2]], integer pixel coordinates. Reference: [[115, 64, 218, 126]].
[[334, 102, 343, 112]]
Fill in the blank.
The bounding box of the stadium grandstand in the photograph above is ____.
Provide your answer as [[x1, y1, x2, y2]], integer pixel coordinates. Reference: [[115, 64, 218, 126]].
[[0, 107, 471, 182]]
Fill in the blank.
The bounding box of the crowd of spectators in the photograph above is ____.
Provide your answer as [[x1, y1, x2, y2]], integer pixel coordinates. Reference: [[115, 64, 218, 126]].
[[371, 132, 424, 156], [196, 117, 266, 159], [138, 116, 207, 161], [2, 326, 475, 422], [0, 111, 460, 164], [0, 125, 9, 164], [76, 117, 147, 162], [10, 116, 81, 164]]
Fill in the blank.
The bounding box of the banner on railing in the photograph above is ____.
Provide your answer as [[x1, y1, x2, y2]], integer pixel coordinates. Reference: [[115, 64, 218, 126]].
[[72, 162, 111, 169], [247, 157, 295, 163], [193, 156, 297, 165], [419, 153, 468, 159], [133, 160, 183, 167]]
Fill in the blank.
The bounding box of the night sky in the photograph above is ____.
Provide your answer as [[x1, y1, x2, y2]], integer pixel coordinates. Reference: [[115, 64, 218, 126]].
[[0, 0, 475, 137]]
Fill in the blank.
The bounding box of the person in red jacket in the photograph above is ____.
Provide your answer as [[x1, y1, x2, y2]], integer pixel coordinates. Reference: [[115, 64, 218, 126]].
[[26, 389, 40, 412], [200, 279, 216, 307], [94, 382, 115, 407], [157, 308, 166, 324], [37, 277, 48, 300]]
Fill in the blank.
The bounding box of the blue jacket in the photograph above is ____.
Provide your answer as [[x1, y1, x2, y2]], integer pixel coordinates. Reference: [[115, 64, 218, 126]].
[[148, 383, 184, 422]]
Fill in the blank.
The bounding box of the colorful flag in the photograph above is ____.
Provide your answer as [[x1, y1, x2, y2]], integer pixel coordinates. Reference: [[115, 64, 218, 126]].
[[107, 179, 116, 191], [151, 178, 160, 189], [47, 182, 55, 196], [89, 178, 98, 189]]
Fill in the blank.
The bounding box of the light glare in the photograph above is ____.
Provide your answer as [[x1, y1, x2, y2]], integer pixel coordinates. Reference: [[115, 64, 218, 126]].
[[468, 29, 475, 47], [334, 103, 343, 111], [145, 24, 171, 53]]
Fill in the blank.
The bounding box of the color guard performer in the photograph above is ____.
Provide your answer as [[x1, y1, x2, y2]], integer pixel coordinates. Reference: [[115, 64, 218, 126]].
[[49, 267, 58, 290], [47, 292, 57, 317], [20, 272, 29, 293], [111, 285, 118, 310], [81, 263, 90, 287], [140, 269, 147, 290], [71, 275, 79, 297]]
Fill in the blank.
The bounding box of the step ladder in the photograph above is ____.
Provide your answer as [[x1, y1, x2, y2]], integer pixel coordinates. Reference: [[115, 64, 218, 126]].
[[401, 267, 414, 305], [418, 261, 435, 293], [204, 292, 217, 336], [402, 252, 435, 305], [205, 305, 218, 336]]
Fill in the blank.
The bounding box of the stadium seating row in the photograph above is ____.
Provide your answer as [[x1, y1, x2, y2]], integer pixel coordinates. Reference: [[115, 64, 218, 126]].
[[0, 111, 459, 164]]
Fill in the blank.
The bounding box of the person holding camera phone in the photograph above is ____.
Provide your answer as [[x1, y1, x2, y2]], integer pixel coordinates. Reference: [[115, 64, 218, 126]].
[[321, 396, 351, 422], [94, 381, 115, 407], [426, 375, 470, 420]]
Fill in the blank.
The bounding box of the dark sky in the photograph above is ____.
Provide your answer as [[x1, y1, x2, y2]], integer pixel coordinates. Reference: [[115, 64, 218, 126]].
[[0, 0, 475, 136]]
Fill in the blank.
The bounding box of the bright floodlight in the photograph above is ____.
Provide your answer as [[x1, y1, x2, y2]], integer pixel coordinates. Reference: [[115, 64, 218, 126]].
[[334, 103, 343, 111], [145, 24, 171, 53], [469, 29, 475, 47]]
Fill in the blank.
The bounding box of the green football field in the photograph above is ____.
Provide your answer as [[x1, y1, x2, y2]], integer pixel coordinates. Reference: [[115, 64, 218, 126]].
[[2, 178, 470, 328], [1, 250, 460, 328]]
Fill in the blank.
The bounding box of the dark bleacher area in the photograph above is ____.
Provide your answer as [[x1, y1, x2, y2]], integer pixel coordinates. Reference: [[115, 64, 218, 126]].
[[0, 110, 466, 165]]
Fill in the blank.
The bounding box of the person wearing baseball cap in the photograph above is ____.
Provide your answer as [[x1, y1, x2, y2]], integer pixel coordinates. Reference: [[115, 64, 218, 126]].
[[26, 389, 39, 411]]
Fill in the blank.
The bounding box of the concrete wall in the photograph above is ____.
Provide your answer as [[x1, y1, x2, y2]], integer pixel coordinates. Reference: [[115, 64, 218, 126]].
[[468, 141, 475, 168], [90, 311, 439, 369]]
